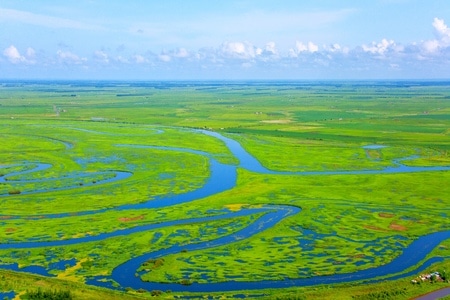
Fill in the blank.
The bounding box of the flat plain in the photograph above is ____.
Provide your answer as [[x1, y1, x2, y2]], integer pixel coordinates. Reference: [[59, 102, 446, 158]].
[[0, 80, 449, 299]]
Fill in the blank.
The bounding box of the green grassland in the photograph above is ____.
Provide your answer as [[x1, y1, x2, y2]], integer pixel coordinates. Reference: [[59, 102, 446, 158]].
[[0, 81, 449, 299]]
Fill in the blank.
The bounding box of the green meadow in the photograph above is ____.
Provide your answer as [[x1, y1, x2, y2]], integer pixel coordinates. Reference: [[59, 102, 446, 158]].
[[0, 81, 449, 299]]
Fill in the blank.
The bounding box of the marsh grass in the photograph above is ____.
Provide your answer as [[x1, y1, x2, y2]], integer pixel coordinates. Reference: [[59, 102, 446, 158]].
[[0, 81, 449, 299]]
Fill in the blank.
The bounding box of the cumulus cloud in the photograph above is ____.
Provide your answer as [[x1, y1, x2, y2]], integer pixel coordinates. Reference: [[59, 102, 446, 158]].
[[158, 53, 171, 62], [133, 54, 148, 64], [2, 17, 450, 78], [26, 47, 36, 58], [433, 17, 450, 38], [3, 45, 25, 63], [300, 42, 318, 52], [422, 39, 441, 53], [264, 42, 277, 55], [156, 48, 191, 62], [57, 50, 86, 64], [3, 45, 35, 64], [422, 17, 450, 53], [362, 39, 401, 55], [249, 42, 279, 62], [288, 41, 319, 57], [173, 48, 190, 58], [324, 43, 349, 54], [114, 56, 129, 64], [220, 41, 260, 59], [94, 50, 109, 64]]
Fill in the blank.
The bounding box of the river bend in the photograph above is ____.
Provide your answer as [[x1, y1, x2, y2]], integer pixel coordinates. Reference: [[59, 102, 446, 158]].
[[1, 128, 449, 294]]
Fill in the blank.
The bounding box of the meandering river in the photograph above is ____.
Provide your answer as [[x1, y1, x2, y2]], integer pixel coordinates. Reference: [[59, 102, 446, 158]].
[[1, 128, 450, 294]]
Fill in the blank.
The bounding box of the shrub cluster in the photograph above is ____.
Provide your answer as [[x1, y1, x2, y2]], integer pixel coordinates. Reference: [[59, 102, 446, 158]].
[[25, 288, 72, 300]]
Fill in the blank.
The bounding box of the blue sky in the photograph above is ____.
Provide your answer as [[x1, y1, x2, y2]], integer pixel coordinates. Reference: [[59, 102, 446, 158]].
[[1, 0, 450, 80]]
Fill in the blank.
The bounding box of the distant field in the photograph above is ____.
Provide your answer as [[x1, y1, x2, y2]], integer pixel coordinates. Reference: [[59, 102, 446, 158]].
[[0, 80, 449, 299]]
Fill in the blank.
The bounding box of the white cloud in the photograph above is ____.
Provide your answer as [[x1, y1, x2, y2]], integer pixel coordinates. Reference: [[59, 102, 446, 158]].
[[26, 48, 36, 58], [422, 39, 440, 53], [94, 50, 109, 64], [133, 54, 148, 64], [362, 39, 399, 55], [159, 54, 171, 62], [433, 18, 450, 38], [325, 43, 349, 54], [289, 41, 319, 57], [422, 18, 450, 53], [222, 42, 245, 56], [220, 41, 259, 59], [264, 42, 277, 55], [173, 48, 190, 58], [308, 42, 319, 53], [3, 45, 25, 63], [114, 56, 129, 64], [57, 50, 86, 64], [3, 17, 450, 79], [152, 48, 192, 63], [3, 45, 36, 64]]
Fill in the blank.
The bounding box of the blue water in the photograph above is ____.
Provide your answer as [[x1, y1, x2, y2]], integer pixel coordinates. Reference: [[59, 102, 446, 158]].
[[0, 162, 132, 197], [0, 291, 15, 300], [0, 207, 280, 250], [1, 128, 450, 294], [0, 258, 76, 277], [88, 231, 450, 293], [363, 144, 386, 149]]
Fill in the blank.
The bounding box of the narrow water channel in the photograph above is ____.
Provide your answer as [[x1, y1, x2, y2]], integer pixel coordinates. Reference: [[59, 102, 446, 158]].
[[1, 128, 449, 294]]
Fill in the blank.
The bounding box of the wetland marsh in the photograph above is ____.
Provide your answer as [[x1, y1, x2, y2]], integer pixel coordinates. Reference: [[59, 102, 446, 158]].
[[0, 80, 449, 299]]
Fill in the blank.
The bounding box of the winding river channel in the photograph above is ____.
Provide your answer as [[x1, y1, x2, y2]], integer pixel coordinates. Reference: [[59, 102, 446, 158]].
[[1, 128, 450, 294]]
